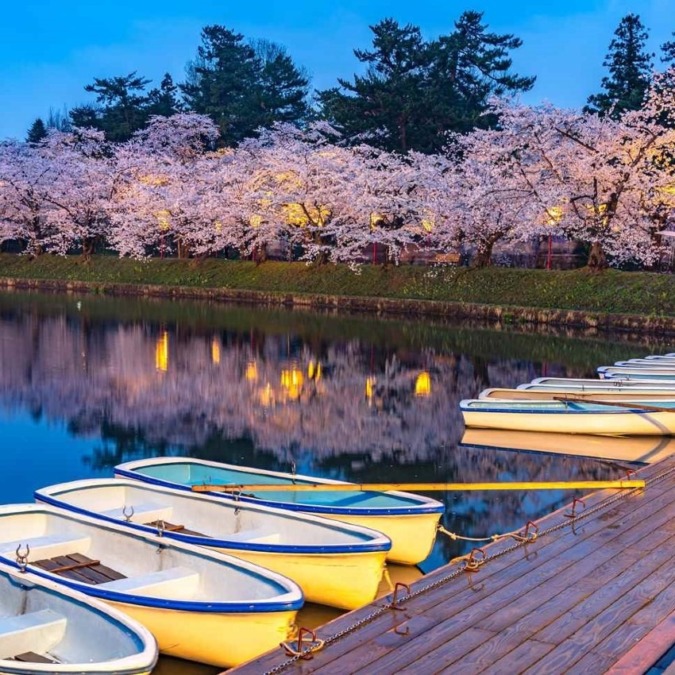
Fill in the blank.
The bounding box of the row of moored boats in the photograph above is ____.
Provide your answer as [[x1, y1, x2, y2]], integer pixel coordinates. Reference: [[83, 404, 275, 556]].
[[460, 352, 675, 436], [0, 457, 444, 672]]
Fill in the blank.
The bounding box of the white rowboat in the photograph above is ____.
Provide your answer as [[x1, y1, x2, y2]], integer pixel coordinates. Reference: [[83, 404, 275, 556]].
[[0, 504, 302, 668], [0, 561, 157, 674], [115, 457, 444, 566], [36, 479, 391, 610]]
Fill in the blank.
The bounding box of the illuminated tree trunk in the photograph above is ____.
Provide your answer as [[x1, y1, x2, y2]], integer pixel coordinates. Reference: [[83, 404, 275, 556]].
[[587, 241, 607, 269]]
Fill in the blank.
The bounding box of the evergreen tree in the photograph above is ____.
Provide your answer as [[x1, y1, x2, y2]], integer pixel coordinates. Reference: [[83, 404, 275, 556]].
[[26, 118, 48, 144], [317, 13, 534, 153], [181, 26, 264, 144], [318, 20, 430, 153], [71, 72, 151, 141], [252, 40, 310, 128], [146, 73, 182, 118], [181, 26, 310, 145], [585, 14, 653, 117]]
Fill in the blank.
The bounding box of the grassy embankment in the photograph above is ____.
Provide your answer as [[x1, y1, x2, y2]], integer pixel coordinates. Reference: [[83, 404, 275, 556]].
[[0, 254, 674, 317]]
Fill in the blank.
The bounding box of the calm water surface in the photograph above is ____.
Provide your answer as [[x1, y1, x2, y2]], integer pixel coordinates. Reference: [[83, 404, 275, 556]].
[[0, 290, 669, 673]]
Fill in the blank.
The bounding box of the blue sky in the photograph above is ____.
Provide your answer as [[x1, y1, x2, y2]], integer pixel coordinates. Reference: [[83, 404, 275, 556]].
[[0, 0, 673, 139]]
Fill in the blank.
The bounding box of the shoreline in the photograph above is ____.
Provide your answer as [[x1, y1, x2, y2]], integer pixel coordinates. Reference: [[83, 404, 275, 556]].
[[2, 273, 675, 337]]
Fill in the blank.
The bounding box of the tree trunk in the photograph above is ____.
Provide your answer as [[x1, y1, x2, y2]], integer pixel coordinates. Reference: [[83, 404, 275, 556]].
[[587, 241, 607, 270], [177, 239, 191, 259], [473, 243, 493, 267]]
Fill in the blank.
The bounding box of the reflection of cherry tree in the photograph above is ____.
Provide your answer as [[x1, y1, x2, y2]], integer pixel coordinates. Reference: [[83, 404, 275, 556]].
[[0, 310, 540, 461]]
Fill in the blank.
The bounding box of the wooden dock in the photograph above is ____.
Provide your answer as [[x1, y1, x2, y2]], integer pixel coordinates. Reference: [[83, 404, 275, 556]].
[[231, 455, 675, 675]]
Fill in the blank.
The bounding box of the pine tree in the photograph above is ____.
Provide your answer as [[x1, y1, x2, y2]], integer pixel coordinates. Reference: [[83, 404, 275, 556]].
[[318, 20, 430, 153], [252, 40, 310, 128], [70, 73, 151, 141], [317, 13, 534, 153], [26, 118, 48, 144], [146, 73, 182, 118], [585, 14, 653, 117], [181, 26, 310, 145]]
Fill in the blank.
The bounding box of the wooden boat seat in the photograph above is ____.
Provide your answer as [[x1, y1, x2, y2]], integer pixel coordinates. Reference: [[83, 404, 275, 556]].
[[100, 502, 173, 524], [33, 553, 126, 585], [33, 553, 125, 585], [144, 520, 206, 537], [0, 609, 66, 660], [12, 651, 59, 663], [226, 526, 281, 545], [98, 566, 200, 598], [0, 534, 91, 561]]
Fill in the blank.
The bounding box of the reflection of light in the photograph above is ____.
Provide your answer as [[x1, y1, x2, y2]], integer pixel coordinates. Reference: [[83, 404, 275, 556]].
[[365, 376, 375, 402], [281, 368, 304, 400], [308, 360, 321, 381], [259, 383, 274, 407], [415, 371, 431, 397], [211, 339, 221, 365], [245, 361, 258, 382], [155, 331, 169, 372]]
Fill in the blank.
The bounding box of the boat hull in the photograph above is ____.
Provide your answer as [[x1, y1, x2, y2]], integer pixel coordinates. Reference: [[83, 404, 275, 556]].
[[316, 512, 440, 565], [213, 548, 387, 610], [106, 601, 296, 668], [461, 409, 675, 436]]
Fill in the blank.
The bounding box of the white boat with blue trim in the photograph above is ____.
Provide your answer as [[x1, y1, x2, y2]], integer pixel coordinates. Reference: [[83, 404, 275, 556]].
[[0, 561, 157, 675], [35, 478, 391, 610], [0, 504, 302, 668], [598, 366, 675, 380], [114, 457, 444, 565], [460, 398, 675, 435], [520, 377, 675, 391]]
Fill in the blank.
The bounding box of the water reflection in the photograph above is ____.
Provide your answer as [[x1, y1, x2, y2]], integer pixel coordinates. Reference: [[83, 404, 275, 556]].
[[0, 290, 665, 670], [0, 292, 663, 565]]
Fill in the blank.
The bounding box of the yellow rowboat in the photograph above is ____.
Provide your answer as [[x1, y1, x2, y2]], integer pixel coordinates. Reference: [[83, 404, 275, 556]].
[[461, 428, 675, 464], [0, 561, 157, 675], [479, 387, 675, 401], [115, 458, 444, 566], [0, 504, 302, 668], [460, 398, 675, 436], [36, 479, 391, 611]]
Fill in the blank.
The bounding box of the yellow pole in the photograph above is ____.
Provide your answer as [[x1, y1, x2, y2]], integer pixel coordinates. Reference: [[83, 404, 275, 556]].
[[190, 479, 644, 493]]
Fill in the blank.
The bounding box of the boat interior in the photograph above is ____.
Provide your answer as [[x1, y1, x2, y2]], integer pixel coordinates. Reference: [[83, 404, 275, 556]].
[[0, 507, 294, 604], [0, 566, 144, 666]]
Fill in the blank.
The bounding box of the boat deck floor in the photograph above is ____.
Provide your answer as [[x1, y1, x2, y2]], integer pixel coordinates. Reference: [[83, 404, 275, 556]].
[[34, 553, 126, 585], [231, 455, 675, 675]]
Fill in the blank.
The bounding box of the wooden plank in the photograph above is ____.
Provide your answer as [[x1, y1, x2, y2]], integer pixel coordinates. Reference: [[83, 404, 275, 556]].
[[34, 557, 96, 584], [525, 561, 675, 672], [606, 610, 675, 673], [13, 652, 58, 664], [145, 520, 206, 537], [67, 553, 126, 582]]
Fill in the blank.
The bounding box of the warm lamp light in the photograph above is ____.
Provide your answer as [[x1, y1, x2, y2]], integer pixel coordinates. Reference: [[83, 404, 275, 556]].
[[415, 371, 431, 397], [245, 361, 258, 382], [211, 339, 221, 365], [155, 331, 169, 372]]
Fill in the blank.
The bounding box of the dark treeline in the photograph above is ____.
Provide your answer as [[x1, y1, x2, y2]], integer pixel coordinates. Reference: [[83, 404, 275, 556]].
[[26, 11, 675, 153]]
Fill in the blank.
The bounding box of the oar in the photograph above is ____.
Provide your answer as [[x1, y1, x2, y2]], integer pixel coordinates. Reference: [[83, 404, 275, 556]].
[[190, 479, 644, 493], [553, 396, 675, 414]]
